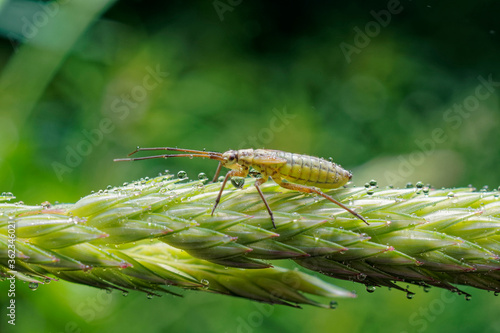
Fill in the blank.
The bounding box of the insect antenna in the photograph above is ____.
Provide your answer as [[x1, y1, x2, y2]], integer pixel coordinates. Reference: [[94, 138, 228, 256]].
[[114, 147, 223, 162], [126, 146, 222, 157]]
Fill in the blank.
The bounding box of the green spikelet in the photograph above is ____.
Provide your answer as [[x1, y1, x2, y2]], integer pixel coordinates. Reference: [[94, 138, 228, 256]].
[[1, 176, 499, 306]]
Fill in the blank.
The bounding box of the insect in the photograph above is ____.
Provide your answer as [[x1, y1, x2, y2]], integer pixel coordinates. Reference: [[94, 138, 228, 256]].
[[114, 147, 368, 228]]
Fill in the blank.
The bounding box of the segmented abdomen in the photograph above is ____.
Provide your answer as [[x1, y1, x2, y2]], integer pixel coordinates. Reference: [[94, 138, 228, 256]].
[[275, 151, 351, 189]]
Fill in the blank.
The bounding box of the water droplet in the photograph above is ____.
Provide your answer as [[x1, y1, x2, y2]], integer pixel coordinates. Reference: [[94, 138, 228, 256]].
[[367, 189, 374, 195], [29, 282, 39, 291], [369, 179, 377, 187], [329, 300, 338, 309], [364, 183, 370, 188], [366, 286, 376, 293], [198, 172, 208, 181], [423, 286, 431, 293], [494, 291, 499, 296], [357, 273, 367, 281], [147, 293, 154, 299], [416, 181, 424, 188], [122, 291, 129, 297], [177, 170, 188, 179], [465, 294, 472, 301], [406, 183, 414, 188], [406, 292, 415, 299], [218, 176, 224, 182], [447, 192, 455, 198], [231, 177, 245, 189], [201, 279, 210, 288]]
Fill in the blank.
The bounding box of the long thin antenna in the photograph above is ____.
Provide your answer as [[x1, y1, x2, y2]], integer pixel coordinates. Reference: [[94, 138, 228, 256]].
[[114, 153, 223, 162], [127, 147, 221, 157], [114, 147, 223, 162]]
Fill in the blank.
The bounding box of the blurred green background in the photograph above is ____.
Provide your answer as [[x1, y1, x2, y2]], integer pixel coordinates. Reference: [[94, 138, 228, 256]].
[[1, 0, 500, 332]]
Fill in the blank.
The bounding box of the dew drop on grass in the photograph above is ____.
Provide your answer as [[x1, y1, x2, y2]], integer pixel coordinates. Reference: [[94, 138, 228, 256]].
[[369, 179, 377, 187], [29, 282, 39, 291], [329, 300, 338, 309], [177, 171, 188, 179], [465, 294, 472, 301], [416, 181, 424, 188], [231, 177, 245, 189], [198, 172, 208, 181], [201, 279, 210, 288], [366, 286, 376, 293], [406, 292, 415, 299]]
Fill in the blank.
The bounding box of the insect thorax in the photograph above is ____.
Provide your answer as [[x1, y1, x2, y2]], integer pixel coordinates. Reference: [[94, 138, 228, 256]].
[[235, 149, 256, 167]]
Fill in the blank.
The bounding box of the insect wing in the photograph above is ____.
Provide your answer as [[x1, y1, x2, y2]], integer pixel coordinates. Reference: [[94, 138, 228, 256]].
[[252, 155, 287, 165]]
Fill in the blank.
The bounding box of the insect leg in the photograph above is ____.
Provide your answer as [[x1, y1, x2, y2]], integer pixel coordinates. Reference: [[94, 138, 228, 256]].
[[212, 162, 223, 183], [211, 167, 248, 216], [254, 177, 277, 229], [273, 177, 369, 225]]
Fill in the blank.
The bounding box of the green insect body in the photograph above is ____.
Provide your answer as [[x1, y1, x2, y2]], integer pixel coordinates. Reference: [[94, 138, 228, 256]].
[[235, 149, 351, 189], [115, 147, 367, 228]]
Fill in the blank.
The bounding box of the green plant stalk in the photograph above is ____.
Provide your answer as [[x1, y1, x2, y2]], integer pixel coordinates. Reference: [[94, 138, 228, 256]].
[[1, 175, 499, 306]]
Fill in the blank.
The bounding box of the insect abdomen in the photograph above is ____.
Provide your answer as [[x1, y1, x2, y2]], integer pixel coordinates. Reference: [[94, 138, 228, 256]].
[[276, 152, 351, 189]]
